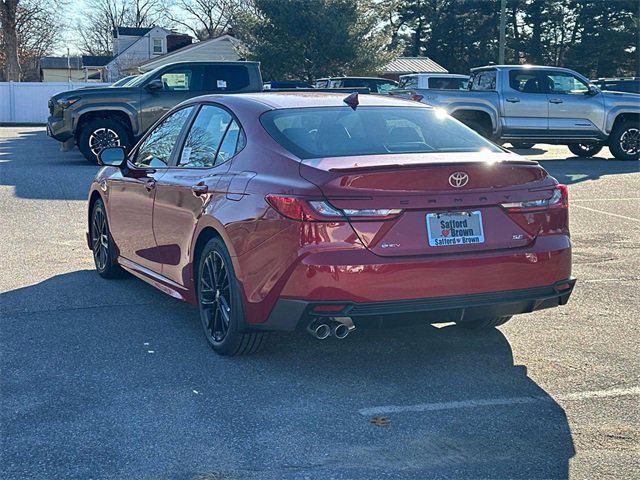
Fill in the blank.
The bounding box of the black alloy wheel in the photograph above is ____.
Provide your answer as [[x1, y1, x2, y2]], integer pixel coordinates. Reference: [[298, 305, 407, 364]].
[[567, 143, 603, 158], [90, 199, 124, 278]]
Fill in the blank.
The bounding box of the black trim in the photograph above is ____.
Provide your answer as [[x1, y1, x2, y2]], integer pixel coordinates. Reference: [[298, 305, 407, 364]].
[[250, 278, 576, 332]]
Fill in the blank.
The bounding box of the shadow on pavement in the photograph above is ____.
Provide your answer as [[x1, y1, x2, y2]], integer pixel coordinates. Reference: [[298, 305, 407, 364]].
[[1, 270, 576, 479], [0, 128, 98, 200]]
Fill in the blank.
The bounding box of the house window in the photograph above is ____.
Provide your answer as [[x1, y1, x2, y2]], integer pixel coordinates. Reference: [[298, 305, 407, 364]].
[[152, 38, 163, 54]]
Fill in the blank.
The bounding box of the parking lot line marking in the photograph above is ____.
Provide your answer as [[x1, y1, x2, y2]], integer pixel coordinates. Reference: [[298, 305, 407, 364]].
[[572, 204, 640, 223], [358, 386, 640, 416], [573, 198, 640, 202]]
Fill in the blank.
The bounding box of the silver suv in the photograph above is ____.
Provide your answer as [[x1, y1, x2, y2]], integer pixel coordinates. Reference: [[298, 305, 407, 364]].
[[392, 65, 640, 160]]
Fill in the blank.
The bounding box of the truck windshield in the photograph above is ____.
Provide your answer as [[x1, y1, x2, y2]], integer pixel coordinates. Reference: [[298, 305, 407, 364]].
[[261, 106, 502, 159]]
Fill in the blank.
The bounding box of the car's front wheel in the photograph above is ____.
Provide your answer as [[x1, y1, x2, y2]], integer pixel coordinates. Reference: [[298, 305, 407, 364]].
[[568, 143, 603, 158], [78, 118, 131, 163], [90, 198, 125, 278], [457, 316, 512, 330], [608, 121, 640, 161], [197, 237, 266, 356]]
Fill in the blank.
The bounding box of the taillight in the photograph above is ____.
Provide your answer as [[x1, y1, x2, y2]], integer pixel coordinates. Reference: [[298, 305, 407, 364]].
[[266, 195, 402, 222], [412, 94, 424, 102], [501, 184, 568, 212]]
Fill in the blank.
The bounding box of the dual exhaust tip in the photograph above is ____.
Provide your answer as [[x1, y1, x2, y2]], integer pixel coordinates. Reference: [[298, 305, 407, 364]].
[[308, 319, 354, 340]]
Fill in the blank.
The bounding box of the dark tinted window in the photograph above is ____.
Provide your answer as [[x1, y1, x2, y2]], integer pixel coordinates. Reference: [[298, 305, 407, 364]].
[[203, 65, 251, 91], [178, 105, 241, 168], [134, 106, 194, 167], [261, 106, 502, 159], [159, 66, 205, 91], [428, 77, 468, 90], [509, 70, 544, 93]]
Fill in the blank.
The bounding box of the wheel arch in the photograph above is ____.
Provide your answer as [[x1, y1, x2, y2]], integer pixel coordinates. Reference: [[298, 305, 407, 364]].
[[606, 110, 640, 134], [449, 107, 497, 135], [73, 107, 137, 141]]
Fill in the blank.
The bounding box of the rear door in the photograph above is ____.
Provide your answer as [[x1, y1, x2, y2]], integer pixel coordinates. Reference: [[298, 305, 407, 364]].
[[139, 64, 206, 132], [500, 68, 549, 136], [152, 103, 244, 286], [542, 69, 606, 134]]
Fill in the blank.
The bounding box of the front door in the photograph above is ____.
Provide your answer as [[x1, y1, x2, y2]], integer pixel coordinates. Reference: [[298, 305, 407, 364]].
[[139, 64, 207, 133], [153, 104, 246, 286], [501, 69, 549, 136], [541, 70, 606, 136], [107, 106, 196, 272]]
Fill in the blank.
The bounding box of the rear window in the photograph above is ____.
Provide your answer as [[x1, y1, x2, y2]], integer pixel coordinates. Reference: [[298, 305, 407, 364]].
[[260, 106, 502, 159], [427, 77, 468, 90], [203, 65, 250, 91]]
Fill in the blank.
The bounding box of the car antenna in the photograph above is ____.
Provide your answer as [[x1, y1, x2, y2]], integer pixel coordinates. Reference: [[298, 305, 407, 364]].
[[343, 92, 359, 110]]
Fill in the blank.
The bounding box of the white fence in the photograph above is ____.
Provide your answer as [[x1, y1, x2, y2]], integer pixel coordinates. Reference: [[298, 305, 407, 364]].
[[0, 82, 111, 124]]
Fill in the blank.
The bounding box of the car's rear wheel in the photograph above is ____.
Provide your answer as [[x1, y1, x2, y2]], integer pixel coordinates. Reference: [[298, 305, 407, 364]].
[[511, 142, 535, 149], [197, 238, 266, 356], [568, 143, 603, 158], [608, 121, 640, 160], [457, 316, 512, 330], [90, 198, 125, 278], [78, 118, 131, 163]]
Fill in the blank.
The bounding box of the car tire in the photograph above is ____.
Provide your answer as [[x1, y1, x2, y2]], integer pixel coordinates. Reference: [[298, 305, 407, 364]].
[[90, 198, 126, 278], [197, 237, 267, 356], [608, 121, 640, 161], [511, 142, 535, 149], [567, 143, 603, 158], [464, 119, 492, 139], [78, 118, 131, 163], [457, 316, 512, 330]]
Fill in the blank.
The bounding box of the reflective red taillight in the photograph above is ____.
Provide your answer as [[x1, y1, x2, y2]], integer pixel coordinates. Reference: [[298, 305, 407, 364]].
[[501, 184, 568, 212], [265, 195, 403, 222]]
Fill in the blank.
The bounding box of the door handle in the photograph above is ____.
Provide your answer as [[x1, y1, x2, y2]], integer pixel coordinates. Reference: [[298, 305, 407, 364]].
[[549, 98, 563, 104], [506, 97, 520, 103], [144, 179, 156, 191], [191, 183, 209, 196]]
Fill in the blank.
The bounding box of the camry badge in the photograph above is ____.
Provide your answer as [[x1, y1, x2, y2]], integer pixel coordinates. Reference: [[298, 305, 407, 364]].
[[449, 172, 469, 188]]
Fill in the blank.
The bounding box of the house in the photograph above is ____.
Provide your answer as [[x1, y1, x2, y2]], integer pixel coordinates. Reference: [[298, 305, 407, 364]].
[[104, 26, 193, 81], [382, 57, 448, 81], [123, 34, 242, 75], [40, 55, 113, 82]]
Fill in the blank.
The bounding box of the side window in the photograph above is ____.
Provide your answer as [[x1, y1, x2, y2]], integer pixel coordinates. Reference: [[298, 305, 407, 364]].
[[134, 107, 194, 168], [159, 65, 204, 91], [399, 76, 418, 89], [470, 70, 496, 91], [203, 65, 251, 92], [509, 70, 545, 93], [543, 71, 589, 94], [178, 105, 241, 168]]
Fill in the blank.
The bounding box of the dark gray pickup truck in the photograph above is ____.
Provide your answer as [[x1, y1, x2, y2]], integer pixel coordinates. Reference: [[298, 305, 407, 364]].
[[47, 61, 262, 161]]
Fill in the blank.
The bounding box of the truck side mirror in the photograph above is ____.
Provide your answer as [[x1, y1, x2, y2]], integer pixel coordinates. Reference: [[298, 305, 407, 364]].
[[145, 78, 163, 92], [586, 85, 599, 96]]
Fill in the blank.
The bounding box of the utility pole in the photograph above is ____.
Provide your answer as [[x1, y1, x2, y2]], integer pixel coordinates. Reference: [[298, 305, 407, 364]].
[[499, 0, 506, 64], [67, 47, 71, 82]]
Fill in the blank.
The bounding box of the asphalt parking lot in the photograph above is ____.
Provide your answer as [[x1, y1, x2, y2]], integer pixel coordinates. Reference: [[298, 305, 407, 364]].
[[1, 127, 639, 480]]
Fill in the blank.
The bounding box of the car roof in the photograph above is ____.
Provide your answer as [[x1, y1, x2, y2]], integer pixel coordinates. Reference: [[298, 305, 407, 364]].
[[189, 92, 426, 110], [401, 73, 469, 78]]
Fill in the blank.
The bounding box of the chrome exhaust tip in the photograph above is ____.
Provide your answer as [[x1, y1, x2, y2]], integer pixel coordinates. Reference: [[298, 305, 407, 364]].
[[307, 321, 331, 340], [333, 323, 350, 339]]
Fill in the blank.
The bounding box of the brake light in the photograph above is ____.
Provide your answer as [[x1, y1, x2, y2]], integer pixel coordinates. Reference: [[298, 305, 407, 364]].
[[412, 94, 424, 102], [266, 195, 403, 222], [501, 184, 568, 212]]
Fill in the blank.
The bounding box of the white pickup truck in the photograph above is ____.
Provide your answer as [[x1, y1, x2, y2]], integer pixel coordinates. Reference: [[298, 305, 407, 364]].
[[390, 65, 640, 160]]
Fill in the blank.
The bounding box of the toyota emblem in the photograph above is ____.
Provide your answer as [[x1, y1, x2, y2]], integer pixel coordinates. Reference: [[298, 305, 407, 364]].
[[448, 171, 469, 188]]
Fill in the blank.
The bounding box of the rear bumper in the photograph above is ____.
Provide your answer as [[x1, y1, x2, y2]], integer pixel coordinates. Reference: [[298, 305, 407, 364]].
[[258, 278, 575, 331]]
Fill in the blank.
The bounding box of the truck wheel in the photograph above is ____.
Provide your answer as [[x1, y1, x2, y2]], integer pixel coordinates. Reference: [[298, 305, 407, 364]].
[[464, 120, 491, 139], [608, 121, 640, 161], [511, 142, 535, 149], [568, 143, 603, 158], [78, 118, 131, 163], [457, 316, 512, 330]]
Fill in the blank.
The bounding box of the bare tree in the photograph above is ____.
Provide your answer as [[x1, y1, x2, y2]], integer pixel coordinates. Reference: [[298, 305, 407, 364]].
[[0, 0, 64, 81], [165, 0, 248, 40], [78, 0, 164, 55], [0, 0, 21, 80]]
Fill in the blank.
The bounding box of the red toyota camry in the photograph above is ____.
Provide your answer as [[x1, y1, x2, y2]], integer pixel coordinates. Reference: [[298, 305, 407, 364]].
[[88, 92, 575, 356]]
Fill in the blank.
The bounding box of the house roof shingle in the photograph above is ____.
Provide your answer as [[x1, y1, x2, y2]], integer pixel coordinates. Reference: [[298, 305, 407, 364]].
[[113, 27, 152, 37], [384, 57, 448, 74], [82, 55, 114, 67]]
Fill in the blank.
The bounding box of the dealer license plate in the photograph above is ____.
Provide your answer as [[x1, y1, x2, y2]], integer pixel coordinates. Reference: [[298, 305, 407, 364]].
[[426, 211, 485, 247]]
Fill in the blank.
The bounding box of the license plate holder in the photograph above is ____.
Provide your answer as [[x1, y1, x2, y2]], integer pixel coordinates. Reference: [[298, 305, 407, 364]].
[[426, 211, 485, 247]]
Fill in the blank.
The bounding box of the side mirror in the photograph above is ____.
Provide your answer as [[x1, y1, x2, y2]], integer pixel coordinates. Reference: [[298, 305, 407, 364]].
[[586, 85, 599, 96], [98, 146, 126, 167], [145, 78, 163, 92]]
